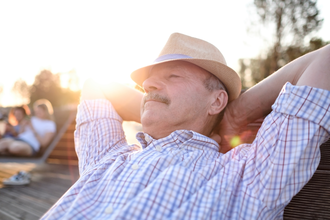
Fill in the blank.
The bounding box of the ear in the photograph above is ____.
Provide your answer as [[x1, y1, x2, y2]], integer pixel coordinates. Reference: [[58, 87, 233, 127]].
[[208, 90, 228, 116]]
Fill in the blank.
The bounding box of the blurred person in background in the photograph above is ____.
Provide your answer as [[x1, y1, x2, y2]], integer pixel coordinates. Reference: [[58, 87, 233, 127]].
[[0, 105, 30, 139], [1, 99, 56, 185], [0, 99, 56, 156]]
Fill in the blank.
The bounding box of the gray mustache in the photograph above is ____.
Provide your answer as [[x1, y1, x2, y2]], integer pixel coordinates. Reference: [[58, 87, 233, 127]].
[[143, 93, 171, 105]]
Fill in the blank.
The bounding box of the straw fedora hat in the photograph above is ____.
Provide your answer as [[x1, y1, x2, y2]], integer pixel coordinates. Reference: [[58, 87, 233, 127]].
[[131, 33, 241, 102]]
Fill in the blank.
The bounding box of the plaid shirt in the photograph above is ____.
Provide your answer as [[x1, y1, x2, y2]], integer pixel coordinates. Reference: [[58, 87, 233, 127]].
[[42, 83, 330, 220]]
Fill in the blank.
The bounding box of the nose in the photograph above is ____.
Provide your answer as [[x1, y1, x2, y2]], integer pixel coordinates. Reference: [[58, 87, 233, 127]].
[[142, 75, 163, 93]]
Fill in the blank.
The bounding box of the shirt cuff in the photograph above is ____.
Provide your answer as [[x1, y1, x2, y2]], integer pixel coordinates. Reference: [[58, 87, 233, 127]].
[[272, 82, 330, 131], [76, 99, 123, 125]]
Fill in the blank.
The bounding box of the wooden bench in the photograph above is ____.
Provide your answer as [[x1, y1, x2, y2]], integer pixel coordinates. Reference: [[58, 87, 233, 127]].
[[46, 119, 78, 165]]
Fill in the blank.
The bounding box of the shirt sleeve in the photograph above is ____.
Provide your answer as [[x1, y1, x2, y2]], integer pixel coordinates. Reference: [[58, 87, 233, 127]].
[[74, 99, 137, 174], [236, 82, 330, 209]]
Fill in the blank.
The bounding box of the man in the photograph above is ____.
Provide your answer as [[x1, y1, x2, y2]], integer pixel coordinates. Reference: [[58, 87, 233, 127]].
[[42, 33, 330, 219]]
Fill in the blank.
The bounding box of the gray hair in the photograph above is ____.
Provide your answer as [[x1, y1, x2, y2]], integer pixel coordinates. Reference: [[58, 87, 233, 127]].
[[203, 73, 227, 92], [203, 73, 228, 127]]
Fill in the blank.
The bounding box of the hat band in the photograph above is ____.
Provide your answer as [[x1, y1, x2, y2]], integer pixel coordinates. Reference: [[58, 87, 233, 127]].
[[154, 54, 192, 63]]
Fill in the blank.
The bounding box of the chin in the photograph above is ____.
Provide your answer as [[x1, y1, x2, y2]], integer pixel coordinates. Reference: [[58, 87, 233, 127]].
[[141, 111, 159, 125], [141, 118, 157, 129], [141, 118, 163, 134]]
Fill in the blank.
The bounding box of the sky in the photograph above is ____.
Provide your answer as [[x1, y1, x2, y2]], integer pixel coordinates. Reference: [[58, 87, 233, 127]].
[[0, 0, 329, 107]]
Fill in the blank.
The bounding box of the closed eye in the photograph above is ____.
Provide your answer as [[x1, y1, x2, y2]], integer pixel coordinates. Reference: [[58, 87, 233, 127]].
[[170, 75, 180, 78]]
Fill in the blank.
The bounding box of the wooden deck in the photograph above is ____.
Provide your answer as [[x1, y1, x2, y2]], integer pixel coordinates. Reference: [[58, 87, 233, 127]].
[[0, 163, 79, 220]]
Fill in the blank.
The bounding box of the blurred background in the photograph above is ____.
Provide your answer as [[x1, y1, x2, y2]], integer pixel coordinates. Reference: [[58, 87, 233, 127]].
[[0, 0, 328, 108]]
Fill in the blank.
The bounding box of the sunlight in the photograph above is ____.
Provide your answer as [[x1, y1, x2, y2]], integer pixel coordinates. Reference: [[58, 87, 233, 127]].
[[87, 69, 135, 86], [230, 136, 241, 148], [73, 59, 139, 88], [0, 0, 328, 107]]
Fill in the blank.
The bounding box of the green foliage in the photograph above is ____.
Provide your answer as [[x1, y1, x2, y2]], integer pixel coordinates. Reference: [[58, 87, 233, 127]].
[[254, 0, 323, 45], [12, 78, 29, 99], [239, 38, 329, 88], [11, 78, 30, 104], [240, 0, 325, 88], [12, 70, 81, 107]]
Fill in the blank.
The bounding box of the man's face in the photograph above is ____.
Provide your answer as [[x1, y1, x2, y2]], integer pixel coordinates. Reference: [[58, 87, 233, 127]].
[[141, 61, 217, 138]]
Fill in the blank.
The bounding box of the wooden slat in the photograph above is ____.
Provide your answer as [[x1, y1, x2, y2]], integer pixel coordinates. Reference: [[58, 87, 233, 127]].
[[46, 119, 77, 165], [284, 170, 330, 219], [49, 146, 77, 152], [0, 163, 79, 219], [48, 150, 77, 156], [46, 158, 78, 165], [55, 140, 75, 147], [58, 133, 74, 139], [319, 142, 330, 170], [0, 209, 21, 220]]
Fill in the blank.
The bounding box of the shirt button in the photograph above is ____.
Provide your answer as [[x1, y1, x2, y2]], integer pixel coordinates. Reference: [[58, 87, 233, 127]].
[[145, 136, 150, 142], [155, 146, 162, 151], [105, 206, 113, 214], [132, 164, 139, 170]]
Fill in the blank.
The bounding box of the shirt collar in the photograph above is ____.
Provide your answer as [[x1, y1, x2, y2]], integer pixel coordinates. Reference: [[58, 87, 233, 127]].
[[136, 130, 220, 152]]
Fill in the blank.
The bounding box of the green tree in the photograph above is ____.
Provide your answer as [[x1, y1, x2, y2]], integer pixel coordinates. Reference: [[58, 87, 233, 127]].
[[239, 38, 329, 89], [11, 78, 30, 103], [29, 70, 64, 106], [254, 0, 323, 73], [240, 0, 325, 88], [12, 70, 81, 107]]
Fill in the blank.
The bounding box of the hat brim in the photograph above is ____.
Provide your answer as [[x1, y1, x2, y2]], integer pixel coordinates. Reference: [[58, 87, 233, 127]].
[[131, 58, 241, 102]]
